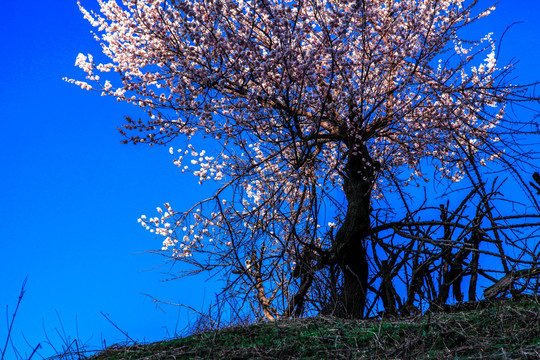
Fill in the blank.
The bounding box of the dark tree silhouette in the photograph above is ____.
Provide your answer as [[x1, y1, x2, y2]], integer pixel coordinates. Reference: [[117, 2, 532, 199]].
[[68, 0, 540, 319]]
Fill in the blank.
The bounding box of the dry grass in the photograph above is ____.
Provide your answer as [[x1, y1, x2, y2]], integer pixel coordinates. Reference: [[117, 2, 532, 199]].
[[88, 295, 540, 360]]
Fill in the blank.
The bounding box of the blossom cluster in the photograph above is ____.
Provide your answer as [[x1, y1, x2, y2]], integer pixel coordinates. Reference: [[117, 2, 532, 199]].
[[169, 144, 227, 183], [70, 0, 511, 262]]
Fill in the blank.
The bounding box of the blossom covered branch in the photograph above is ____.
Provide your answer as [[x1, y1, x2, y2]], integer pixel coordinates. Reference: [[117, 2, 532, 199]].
[[68, 0, 536, 319]]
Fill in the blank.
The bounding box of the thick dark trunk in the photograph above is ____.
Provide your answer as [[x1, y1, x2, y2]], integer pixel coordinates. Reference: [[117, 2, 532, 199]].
[[334, 153, 374, 318]]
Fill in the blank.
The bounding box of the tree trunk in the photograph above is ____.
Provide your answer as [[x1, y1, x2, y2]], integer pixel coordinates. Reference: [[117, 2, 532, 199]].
[[334, 153, 374, 318]]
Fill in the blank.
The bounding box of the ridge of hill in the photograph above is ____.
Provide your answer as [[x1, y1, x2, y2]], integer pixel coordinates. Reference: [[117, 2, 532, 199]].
[[87, 296, 539, 360]]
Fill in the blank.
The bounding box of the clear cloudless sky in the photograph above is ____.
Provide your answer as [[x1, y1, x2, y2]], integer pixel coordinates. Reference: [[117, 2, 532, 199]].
[[1, 0, 540, 358]]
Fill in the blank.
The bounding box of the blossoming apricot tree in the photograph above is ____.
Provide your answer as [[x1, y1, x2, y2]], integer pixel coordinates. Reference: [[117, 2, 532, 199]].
[[67, 0, 540, 319]]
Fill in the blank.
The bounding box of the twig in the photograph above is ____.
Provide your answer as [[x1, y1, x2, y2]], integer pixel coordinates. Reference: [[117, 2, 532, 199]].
[[27, 343, 41, 360], [100, 312, 136, 344], [483, 267, 540, 299], [140, 293, 218, 328], [1, 277, 27, 360]]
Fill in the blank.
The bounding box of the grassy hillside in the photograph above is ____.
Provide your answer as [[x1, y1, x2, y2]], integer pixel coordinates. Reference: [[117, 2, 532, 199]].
[[88, 296, 539, 360]]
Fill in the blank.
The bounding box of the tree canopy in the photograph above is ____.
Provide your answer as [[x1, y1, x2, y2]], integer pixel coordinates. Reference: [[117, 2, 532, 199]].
[[68, 0, 540, 320]]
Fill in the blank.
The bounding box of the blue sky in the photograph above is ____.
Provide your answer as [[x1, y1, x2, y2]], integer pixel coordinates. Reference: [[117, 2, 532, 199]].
[[1, 0, 539, 358]]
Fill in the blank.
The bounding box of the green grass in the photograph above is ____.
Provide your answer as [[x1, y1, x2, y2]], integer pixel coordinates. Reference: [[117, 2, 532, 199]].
[[88, 296, 540, 359]]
